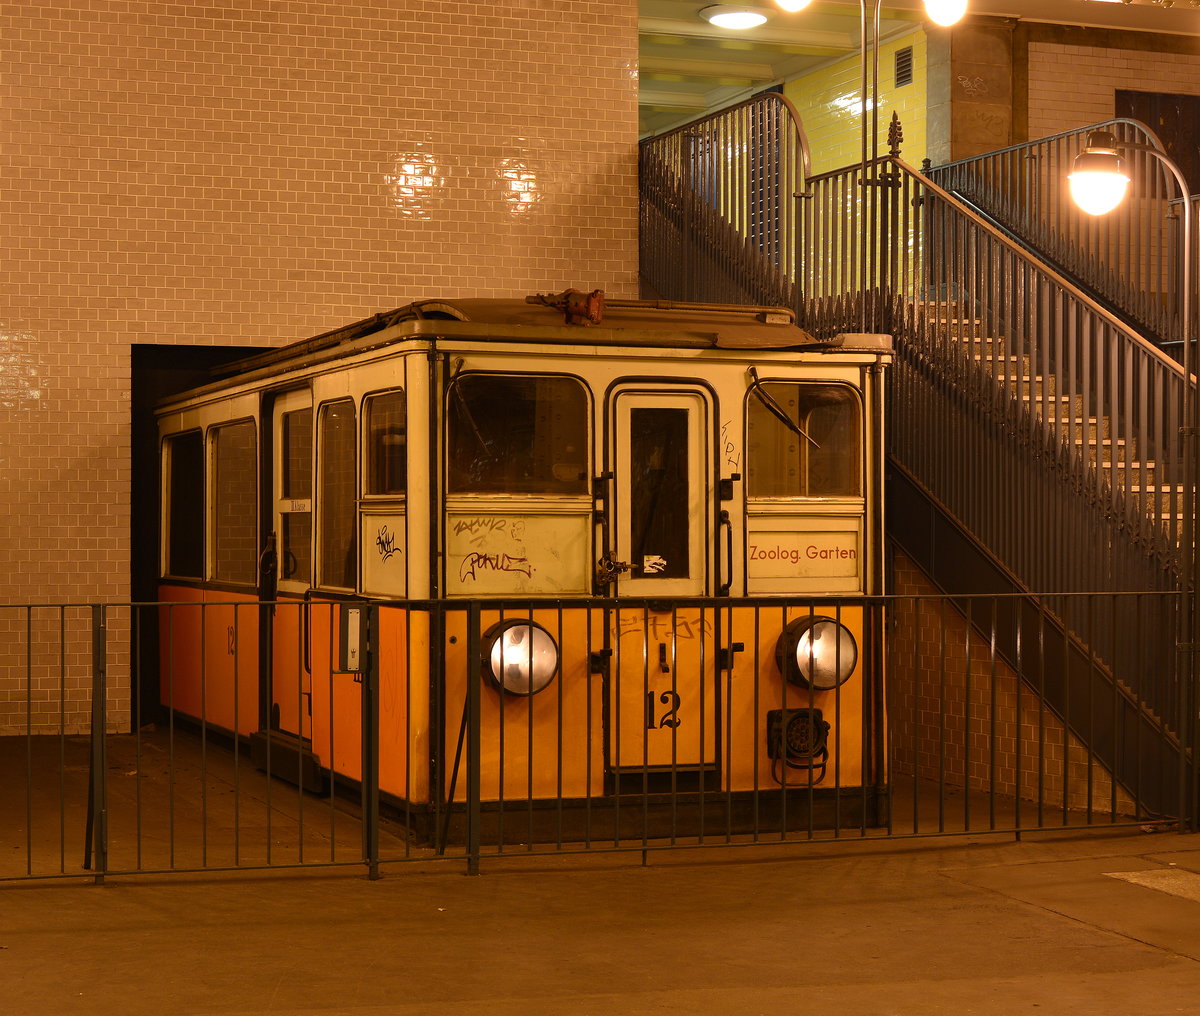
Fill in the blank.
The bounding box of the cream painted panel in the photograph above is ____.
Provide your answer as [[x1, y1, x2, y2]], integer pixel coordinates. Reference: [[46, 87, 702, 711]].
[[445, 509, 591, 596]]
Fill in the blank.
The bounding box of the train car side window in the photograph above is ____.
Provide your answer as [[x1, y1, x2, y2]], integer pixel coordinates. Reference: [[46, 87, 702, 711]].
[[747, 383, 862, 498], [318, 400, 357, 590], [365, 390, 406, 496], [164, 431, 204, 579], [211, 420, 257, 585], [448, 374, 588, 494]]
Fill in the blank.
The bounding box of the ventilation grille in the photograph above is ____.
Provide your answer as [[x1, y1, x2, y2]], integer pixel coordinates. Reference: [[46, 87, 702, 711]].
[[895, 46, 914, 88]]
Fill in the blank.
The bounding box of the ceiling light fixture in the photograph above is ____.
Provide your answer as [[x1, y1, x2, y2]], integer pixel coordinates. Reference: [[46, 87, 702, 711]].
[[700, 5, 769, 29], [772, 0, 813, 11], [923, 0, 969, 25]]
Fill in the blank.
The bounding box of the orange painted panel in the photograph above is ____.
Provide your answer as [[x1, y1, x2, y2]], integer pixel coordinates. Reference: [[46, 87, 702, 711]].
[[379, 606, 429, 803], [307, 600, 362, 781], [199, 594, 260, 737], [609, 607, 718, 772], [271, 598, 311, 740], [158, 586, 261, 736], [723, 605, 870, 793], [444, 608, 607, 803], [158, 586, 205, 719]]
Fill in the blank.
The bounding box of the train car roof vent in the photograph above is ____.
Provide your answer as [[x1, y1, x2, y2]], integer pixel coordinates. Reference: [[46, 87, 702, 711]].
[[526, 288, 606, 326], [406, 301, 470, 321]]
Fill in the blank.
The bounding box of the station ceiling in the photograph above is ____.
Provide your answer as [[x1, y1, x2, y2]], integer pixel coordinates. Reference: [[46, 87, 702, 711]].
[[638, 0, 1200, 135]]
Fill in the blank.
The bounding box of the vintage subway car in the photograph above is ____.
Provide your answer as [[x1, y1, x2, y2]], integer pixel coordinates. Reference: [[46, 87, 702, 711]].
[[155, 292, 892, 840]]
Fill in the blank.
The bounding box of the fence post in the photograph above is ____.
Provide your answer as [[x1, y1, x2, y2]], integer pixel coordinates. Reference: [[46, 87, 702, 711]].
[[88, 605, 108, 884], [466, 603, 481, 875], [361, 604, 381, 880]]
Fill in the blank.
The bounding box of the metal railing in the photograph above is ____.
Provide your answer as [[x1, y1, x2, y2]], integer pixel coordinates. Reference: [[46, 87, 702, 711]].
[[638, 103, 1195, 834], [0, 593, 1186, 884], [926, 119, 1198, 357], [790, 157, 1190, 738], [639, 92, 811, 306]]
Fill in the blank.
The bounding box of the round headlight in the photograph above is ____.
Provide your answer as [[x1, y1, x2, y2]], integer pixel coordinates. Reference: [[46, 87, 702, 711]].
[[774, 616, 858, 690], [482, 620, 559, 696]]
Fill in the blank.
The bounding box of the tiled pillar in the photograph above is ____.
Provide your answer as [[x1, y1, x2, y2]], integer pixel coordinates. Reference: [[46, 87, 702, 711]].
[[926, 15, 1017, 166]]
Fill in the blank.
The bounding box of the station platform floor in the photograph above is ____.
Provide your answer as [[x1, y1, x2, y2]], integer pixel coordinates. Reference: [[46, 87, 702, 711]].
[[7, 797, 1200, 1012]]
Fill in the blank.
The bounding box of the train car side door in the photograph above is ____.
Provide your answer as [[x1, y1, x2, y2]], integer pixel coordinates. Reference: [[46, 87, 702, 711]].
[[267, 388, 314, 741], [605, 387, 718, 780]]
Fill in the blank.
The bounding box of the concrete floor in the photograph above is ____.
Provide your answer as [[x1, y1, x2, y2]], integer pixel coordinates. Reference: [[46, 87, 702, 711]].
[[6, 728, 1200, 1013], [5, 829, 1200, 1014]]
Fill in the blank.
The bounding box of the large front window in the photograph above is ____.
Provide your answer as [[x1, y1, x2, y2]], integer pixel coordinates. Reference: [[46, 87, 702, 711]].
[[448, 374, 588, 494], [746, 383, 861, 498]]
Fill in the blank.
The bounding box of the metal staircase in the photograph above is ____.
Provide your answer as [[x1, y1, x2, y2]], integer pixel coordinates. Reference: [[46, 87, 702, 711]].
[[925, 119, 1198, 361], [638, 97, 1196, 820]]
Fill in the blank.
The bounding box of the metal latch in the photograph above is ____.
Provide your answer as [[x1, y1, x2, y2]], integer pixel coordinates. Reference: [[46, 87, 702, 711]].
[[596, 551, 630, 587]]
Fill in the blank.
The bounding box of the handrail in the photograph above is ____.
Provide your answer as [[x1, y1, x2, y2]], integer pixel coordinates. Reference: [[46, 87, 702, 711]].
[[639, 92, 811, 306], [641, 90, 813, 178], [926, 118, 1196, 356]]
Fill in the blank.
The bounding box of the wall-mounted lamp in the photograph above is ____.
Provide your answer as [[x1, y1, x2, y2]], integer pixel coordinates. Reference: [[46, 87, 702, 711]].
[[701, 5, 770, 28], [1067, 130, 1132, 216]]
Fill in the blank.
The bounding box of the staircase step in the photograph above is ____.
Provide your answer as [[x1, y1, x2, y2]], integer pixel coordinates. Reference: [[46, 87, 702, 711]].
[[998, 374, 1058, 397], [1036, 413, 1111, 441], [1074, 437, 1133, 465]]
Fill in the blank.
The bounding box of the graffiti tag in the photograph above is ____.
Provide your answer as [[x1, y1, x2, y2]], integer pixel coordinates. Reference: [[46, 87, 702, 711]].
[[720, 420, 741, 471], [615, 614, 715, 641], [376, 524, 400, 562], [459, 552, 533, 582]]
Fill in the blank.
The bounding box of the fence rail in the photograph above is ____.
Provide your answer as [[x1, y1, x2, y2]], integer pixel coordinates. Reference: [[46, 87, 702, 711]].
[[1, 592, 1188, 883]]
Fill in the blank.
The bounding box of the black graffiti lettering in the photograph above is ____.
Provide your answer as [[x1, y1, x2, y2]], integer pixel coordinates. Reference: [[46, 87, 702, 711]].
[[376, 525, 400, 562], [459, 552, 533, 582]]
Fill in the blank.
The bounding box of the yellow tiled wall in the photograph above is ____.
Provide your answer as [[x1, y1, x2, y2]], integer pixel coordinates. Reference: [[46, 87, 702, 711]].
[[0, 0, 639, 734], [785, 28, 928, 177]]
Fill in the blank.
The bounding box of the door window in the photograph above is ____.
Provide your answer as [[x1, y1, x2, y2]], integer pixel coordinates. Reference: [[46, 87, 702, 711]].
[[628, 407, 691, 580]]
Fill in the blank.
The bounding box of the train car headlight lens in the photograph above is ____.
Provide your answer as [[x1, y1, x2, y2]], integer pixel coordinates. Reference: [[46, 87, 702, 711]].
[[774, 616, 857, 690], [482, 620, 559, 696]]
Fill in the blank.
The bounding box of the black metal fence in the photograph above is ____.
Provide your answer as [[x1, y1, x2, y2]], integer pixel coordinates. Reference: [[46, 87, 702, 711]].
[[0, 590, 1190, 884]]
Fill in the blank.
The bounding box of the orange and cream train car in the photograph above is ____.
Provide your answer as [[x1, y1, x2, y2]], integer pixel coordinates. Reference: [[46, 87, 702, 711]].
[[156, 292, 892, 839]]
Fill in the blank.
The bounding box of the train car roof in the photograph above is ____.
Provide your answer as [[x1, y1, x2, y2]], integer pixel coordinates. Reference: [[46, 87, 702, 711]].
[[204, 292, 890, 384]]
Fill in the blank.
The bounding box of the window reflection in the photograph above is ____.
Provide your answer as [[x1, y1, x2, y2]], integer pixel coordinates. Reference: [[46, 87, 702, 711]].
[[448, 375, 588, 495], [747, 383, 861, 498]]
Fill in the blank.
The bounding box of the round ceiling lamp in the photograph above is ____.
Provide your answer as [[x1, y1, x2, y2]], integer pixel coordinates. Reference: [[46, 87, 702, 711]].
[[924, 0, 969, 25], [773, 0, 813, 11], [700, 5, 770, 29]]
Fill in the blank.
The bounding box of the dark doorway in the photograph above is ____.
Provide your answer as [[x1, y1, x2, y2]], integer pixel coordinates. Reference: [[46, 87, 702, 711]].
[[130, 344, 259, 727], [1115, 90, 1200, 196]]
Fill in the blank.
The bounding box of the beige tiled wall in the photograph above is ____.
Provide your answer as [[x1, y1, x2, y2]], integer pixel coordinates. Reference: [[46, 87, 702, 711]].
[[1027, 41, 1200, 139], [0, 0, 640, 733], [890, 553, 1136, 818]]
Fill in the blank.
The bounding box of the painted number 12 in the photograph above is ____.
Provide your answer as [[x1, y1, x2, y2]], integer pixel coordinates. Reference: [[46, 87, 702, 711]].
[[645, 690, 681, 730]]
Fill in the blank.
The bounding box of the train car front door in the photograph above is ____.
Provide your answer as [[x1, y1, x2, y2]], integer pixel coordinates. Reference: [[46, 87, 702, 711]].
[[605, 387, 718, 783]]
